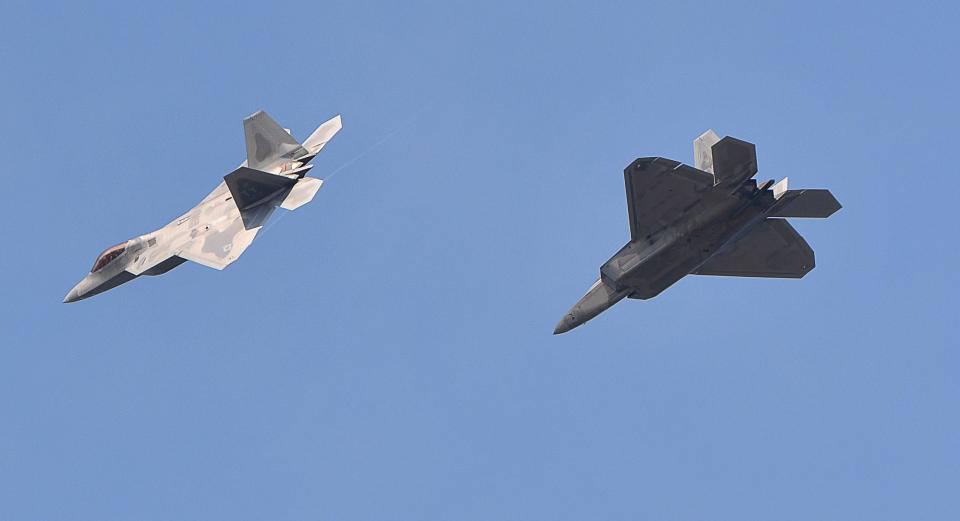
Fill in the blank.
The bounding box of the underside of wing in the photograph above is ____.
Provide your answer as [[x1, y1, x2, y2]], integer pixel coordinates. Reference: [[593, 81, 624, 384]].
[[694, 218, 814, 278], [624, 157, 716, 242], [177, 217, 262, 270]]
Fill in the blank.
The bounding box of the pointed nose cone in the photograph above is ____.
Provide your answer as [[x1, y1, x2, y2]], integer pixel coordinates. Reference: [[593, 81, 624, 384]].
[[63, 280, 86, 303], [553, 314, 577, 335], [63, 288, 80, 303], [553, 279, 630, 335]]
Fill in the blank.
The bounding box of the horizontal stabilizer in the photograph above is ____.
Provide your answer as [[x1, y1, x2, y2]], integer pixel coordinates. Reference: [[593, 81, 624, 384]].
[[694, 218, 815, 278], [223, 166, 297, 211], [281, 177, 324, 210], [768, 189, 841, 218]]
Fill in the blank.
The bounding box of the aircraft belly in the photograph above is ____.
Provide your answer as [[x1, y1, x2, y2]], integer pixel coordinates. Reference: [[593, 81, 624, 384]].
[[622, 241, 703, 299], [605, 198, 768, 300], [621, 216, 749, 299]]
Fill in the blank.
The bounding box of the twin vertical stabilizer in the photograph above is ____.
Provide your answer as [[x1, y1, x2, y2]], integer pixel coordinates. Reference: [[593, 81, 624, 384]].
[[693, 129, 758, 191], [244, 111, 306, 172], [243, 110, 342, 172], [693, 129, 720, 174], [229, 110, 343, 222]]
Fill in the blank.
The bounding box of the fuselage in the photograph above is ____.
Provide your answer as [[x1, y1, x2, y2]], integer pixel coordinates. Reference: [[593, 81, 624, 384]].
[[63, 110, 341, 303], [63, 181, 262, 303], [553, 181, 776, 334], [616, 182, 774, 299]]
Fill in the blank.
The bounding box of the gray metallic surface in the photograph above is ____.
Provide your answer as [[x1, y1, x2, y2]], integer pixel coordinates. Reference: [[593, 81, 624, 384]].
[[243, 111, 307, 172], [768, 189, 842, 218], [712, 137, 758, 189], [554, 279, 629, 335], [693, 219, 814, 278], [555, 131, 841, 333], [224, 166, 298, 212], [141, 256, 186, 276], [64, 110, 341, 303]]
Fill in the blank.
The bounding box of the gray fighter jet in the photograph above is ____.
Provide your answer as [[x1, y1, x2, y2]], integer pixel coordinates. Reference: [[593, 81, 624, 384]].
[[64, 110, 342, 303], [553, 130, 841, 334]]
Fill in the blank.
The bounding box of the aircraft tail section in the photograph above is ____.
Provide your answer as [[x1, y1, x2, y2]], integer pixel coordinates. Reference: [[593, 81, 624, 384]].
[[690, 131, 758, 189], [694, 218, 815, 278], [243, 110, 307, 172], [693, 129, 721, 174], [712, 136, 758, 191], [280, 177, 324, 210], [302, 115, 342, 156], [224, 166, 297, 212]]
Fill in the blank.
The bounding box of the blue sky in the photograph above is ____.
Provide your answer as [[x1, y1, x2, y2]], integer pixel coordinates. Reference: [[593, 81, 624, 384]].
[[2, 1, 958, 519]]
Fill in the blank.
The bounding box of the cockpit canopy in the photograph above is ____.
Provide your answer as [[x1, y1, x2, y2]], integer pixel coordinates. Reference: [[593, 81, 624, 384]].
[[90, 242, 127, 273]]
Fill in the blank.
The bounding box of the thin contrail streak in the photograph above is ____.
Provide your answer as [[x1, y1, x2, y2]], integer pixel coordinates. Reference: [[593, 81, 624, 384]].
[[324, 110, 424, 181], [261, 109, 425, 236]]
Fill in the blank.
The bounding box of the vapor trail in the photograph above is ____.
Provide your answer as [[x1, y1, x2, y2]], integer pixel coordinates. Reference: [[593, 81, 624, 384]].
[[324, 110, 425, 181], [261, 109, 425, 236]]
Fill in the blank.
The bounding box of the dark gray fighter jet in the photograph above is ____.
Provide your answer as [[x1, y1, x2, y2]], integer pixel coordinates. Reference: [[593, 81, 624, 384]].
[[554, 130, 841, 334]]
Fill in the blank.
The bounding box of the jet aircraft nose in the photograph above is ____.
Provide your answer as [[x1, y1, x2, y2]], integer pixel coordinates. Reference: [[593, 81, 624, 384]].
[[63, 280, 86, 303], [553, 313, 579, 335]]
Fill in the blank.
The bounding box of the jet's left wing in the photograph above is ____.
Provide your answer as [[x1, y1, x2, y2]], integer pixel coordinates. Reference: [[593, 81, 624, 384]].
[[625, 157, 717, 242]]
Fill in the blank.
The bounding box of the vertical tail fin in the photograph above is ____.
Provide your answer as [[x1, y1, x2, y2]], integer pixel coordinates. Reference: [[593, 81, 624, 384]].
[[302, 115, 342, 155], [711, 136, 758, 191], [693, 129, 721, 174], [772, 177, 789, 200], [243, 110, 307, 172]]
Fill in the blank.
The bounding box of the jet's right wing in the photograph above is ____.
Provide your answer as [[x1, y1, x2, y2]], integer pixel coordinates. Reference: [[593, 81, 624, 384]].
[[693, 218, 815, 278], [624, 157, 718, 242]]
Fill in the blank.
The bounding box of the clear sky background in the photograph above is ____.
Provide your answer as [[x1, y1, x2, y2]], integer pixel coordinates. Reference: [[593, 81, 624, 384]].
[[2, 1, 958, 519]]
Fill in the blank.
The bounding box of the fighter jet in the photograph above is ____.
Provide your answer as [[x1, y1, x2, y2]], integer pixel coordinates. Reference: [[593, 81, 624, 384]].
[[63, 110, 342, 303], [553, 130, 841, 334]]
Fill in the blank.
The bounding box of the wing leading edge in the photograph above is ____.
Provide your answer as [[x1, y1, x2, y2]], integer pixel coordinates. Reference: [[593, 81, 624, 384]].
[[624, 157, 717, 242]]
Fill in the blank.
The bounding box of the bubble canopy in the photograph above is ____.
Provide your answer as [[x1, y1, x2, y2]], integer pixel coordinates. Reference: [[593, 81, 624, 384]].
[[90, 243, 127, 273]]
